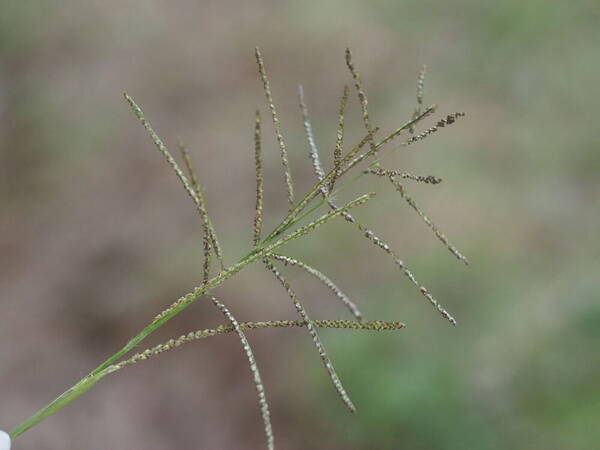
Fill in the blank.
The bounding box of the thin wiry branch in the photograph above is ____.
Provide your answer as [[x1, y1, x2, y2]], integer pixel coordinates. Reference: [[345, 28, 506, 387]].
[[110, 319, 405, 372], [298, 85, 325, 181], [345, 47, 381, 179], [269, 254, 364, 321], [387, 174, 469, 265], [124, 94, 225, 275], [345, 48, 376, 139], [364, 167, 442, 185], [330, 85, 350, 191], [410, 65, 427, 134], [352, 216, 458, 325], [177, 141, 224, 281], [253, 110, 265, 246], [255, 47, 295, 208], [210, 296, 273, 450], [264, 260, 356, 413], [125, 94, 206, 215]]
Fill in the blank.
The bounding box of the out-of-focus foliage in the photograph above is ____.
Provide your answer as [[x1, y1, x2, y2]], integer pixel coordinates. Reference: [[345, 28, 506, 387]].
[[1, 1, 598, 449]]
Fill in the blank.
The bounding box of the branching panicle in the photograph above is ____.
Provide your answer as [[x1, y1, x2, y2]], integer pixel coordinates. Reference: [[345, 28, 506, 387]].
[[12, 49, 469, 448]]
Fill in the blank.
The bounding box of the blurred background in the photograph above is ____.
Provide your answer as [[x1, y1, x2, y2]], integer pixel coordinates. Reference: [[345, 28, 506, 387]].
[[1, 1, 599, 449]]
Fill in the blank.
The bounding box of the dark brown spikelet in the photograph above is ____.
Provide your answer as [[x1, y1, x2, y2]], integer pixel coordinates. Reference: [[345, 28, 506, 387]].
[[364, 167, 442, 185], [406, 112, 466, 146]]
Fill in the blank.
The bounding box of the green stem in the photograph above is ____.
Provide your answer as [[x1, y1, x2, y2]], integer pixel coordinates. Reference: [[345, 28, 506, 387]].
[[9, 369, 111, 439]]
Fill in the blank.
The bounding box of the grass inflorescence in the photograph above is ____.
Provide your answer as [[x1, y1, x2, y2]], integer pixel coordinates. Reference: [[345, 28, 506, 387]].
[[9, 47, 469, 448]]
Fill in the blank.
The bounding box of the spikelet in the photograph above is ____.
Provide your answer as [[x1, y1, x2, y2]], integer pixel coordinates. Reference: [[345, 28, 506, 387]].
[[10, 48, 473, 445], [270, 254, 363, 321], [177, 141, 223, 280], [345, 48, 379, 171], [255, 47, 295, 208], [253, 110, 265, 246], [345, 48, 375, 136], [264, 260, 356, 413], [125, 94, 203, 209], [210, 296, 273, 450], [364, 168, 442, 185], [405, 112, 466, 146], [387, 175, 469, 265], [298, 85, 325, 182], [330, 85, 350, 191], [409, 65, 427, 134]]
